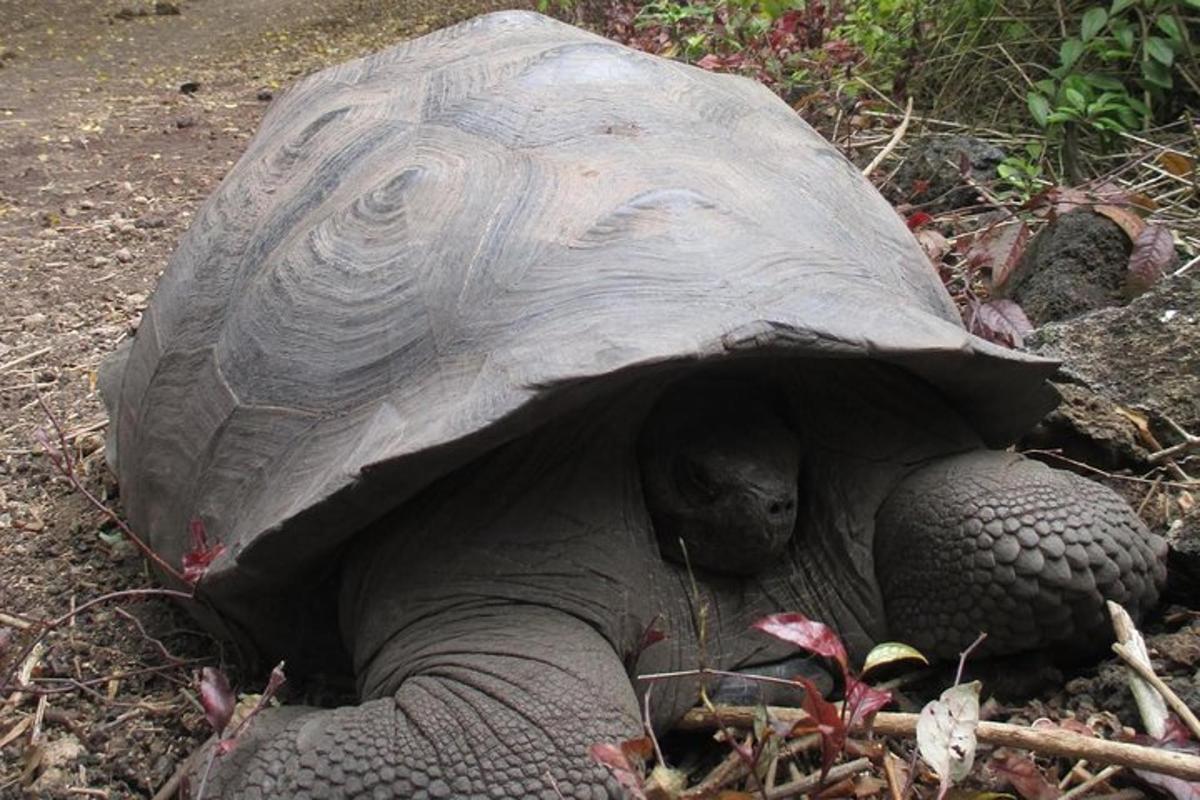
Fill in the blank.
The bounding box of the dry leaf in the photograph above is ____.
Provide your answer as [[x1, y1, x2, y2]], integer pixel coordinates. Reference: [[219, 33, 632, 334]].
[[966, 299, 1034, 349], [1159, 151, 1195, 177], [916, 229, 951, 264], [1127, 224, 1178, 297], [966, 222, 1029, 290], [988, 749, 1061, 800], [917, 681, 982, 798], [1093, 204, 1146, 243]]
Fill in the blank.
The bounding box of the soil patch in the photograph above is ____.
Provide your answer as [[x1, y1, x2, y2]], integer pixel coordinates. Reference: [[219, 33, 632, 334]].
[[0, 1, 521, 795]]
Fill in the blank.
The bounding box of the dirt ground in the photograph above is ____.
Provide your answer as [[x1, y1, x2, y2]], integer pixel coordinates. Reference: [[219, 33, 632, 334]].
[[1, 1, 1197, 798], [0, 0, 520, 795]]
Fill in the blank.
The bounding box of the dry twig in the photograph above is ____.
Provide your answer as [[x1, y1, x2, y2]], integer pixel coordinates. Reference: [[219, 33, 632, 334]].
[[863, 97, 915, 178], [677, 707, 1200, 781]]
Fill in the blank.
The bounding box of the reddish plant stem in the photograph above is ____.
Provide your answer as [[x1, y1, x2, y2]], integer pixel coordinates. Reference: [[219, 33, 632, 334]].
[[35, 395, 188, 584]]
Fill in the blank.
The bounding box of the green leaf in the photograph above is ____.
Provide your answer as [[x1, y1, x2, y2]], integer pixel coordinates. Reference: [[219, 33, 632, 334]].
[[1081, 7, 1108, 41], [1142, 58, 1173, 88], [862, 642, 929, 675], [1047, 110, 1078, 123], [1113, 21, 1135, 50], [1085, 73, 1126, 91], [1060, 38, 1085, 70], [1065, 87, 1088, 110], [1155, 15, 1183, 44], [1146, 36, 1175, 66], [1027, 92, 1051, 126], [1184, 0, 1200, 9], [1034, 78, 1058, 95], [1110, 0, 1136, 12]]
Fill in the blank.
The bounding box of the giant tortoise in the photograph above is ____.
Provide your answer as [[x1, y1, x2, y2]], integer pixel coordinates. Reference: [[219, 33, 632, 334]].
[[100, 10, 1167, 799]]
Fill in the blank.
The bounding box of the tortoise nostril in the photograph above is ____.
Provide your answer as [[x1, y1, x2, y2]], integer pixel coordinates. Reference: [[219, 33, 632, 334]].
[[767, 497, 796, 517]]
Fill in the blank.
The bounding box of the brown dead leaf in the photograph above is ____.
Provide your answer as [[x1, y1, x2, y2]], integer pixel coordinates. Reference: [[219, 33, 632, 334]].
[[1129, 192, 1160, 211], [916, 228, 950, 264], [1127, 224, 1179, 297], [988, 749, 1061, 800], [1159, 151, 1195, 178], [965, 299, 1034, 348], [1094, 204, 1146, 243], [1113, 406, 1159, 450], [966, 222, 1030, 290], [816, 777, 859, 798]]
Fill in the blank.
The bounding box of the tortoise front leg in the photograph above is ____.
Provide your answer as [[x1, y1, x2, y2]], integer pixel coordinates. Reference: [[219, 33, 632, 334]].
[[200, 607, 640, 799], [874, 450, 1167, 661]]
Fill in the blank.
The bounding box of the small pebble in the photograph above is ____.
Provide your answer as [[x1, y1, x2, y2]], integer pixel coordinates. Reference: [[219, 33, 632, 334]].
[[114, 247, 133, 263]]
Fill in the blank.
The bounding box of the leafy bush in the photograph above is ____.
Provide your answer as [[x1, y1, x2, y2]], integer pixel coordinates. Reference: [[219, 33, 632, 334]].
[[1028, 0, 1196, 146]]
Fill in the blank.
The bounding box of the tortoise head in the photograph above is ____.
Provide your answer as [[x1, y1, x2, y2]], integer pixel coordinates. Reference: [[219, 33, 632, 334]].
[[638, 374, 800, 575]]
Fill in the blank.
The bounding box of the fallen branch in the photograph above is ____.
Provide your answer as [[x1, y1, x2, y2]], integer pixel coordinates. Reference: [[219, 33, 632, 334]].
[[676, 707, 1200, 781]]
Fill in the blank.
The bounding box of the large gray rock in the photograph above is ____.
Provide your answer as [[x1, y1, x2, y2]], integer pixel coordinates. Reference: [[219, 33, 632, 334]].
[[1027, 275, 1199, 606], [1003, 210, 1132, 326], [1027, 275, 1200, 442]]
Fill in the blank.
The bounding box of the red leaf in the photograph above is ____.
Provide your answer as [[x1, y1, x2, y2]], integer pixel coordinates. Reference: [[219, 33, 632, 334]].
[[197, 667, 235, 735], [906, 211, 933, 230], [844, 678, 893, 730], [182, 518, 225, 585], [791, 675, 846, 780], [988, 750, 1061, 800], [752, 613, 849, 678], [965, 221, 1029, 289], [1127, 224, 1178, 296], [966, 298, 1034, 349]]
